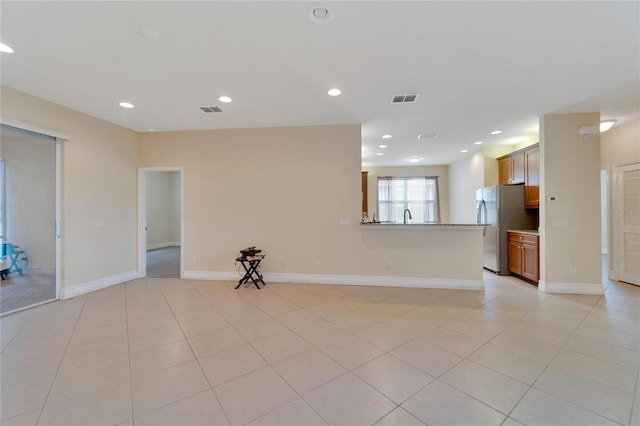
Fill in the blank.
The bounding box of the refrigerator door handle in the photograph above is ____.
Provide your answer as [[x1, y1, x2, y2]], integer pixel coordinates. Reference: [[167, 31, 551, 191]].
[[481, 200, 487, 236]]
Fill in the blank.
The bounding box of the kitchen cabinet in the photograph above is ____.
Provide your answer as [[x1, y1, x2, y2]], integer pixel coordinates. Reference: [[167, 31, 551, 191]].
[[498, 157, 511, 185], [511, 151, 525, 184], [508, 231, 539, 284], [498, 151, 524, 184], [497, 143, 539, 208], [524, 145, 539, 208], [362, 171, 368, 215]]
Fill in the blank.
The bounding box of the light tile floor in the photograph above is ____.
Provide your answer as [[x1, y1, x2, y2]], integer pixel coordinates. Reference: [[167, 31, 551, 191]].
[[1, 272, 638, 426]]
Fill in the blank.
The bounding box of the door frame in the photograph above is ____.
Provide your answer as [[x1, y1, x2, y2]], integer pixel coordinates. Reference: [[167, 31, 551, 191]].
[[612, 160, 640, 285], [0, 118, 67, 312], [137, 167, 184, 278]]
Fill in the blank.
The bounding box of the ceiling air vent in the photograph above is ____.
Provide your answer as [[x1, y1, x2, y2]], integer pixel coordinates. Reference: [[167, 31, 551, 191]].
[[391, 94, 420, 104], [200, 106, 223, 113]]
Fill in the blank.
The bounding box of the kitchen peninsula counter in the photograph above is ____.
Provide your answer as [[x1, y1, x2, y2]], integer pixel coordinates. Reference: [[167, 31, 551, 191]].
[[355, 222, 485, 290], [361, 223, 485, 229], [506, 229, 539, 236]]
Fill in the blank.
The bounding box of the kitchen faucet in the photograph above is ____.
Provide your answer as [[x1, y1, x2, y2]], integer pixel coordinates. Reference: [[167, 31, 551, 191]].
[[403, 208, 412, 224]]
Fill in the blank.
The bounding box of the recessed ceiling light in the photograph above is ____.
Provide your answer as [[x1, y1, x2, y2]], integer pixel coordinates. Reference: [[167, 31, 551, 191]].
[[600, 119, 617, 132], [460, 149, 469, 153], [378, 145, 387, 149], [328, 88, 341, 96], [490, 130, 502, 135], [218, 96, 232, 103], [309, 6, 333, 23], [417, 133, 439, 139], [382, 134, 392, 139], [0, 43, 14, 53], [376, 152, 384, 156], [407, 157, 423, 163], [474, 141, 483, 145], [139, 28, 161, 40], [119, 102, 134, 109]]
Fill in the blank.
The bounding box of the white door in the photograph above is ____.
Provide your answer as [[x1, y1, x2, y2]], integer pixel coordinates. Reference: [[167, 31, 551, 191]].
[[614, 162, 640, 286]]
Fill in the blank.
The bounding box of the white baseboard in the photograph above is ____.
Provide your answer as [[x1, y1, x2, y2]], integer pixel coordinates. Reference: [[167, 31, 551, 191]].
[[182, 270, 239, 281], [147, 241, 180, 250], [538, 280, 605, 295], [60, 270, 138, 299], [182, 270, 484, 290]]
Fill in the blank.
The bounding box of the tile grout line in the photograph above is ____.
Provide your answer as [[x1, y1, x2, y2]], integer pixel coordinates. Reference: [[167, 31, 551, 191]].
[[33, 295, 88, 426], [173, 278, 234, 426], [219, 280, 351, 425], [504, 291, 631, 426], [125, 277, 136, 426], [5, 275, 633, 426]]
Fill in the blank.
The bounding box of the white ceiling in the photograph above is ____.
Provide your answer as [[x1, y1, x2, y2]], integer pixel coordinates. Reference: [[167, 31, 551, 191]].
[[1, 1, 638, 166]]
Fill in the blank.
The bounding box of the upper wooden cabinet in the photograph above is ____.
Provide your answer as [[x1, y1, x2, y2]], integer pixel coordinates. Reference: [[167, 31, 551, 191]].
[[498, 143, 539, 208], [361, 171, 368, 215], [499, 151, 525, 185], [524, 145, 539, 208], [498, 157, 511, 185], [511, 151, 525, 184]]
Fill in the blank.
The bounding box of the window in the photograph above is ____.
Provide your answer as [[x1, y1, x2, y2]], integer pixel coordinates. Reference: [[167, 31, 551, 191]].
[[378, 176, 440, 223]]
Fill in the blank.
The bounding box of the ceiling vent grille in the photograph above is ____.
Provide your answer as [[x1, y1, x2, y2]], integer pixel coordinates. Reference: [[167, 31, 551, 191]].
[[391, 94, 419, 104], [200, 106, 223, 113]]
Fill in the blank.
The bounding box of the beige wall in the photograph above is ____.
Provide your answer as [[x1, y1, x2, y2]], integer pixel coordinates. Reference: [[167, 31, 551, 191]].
[[146, 171, 181, 249], [1, 129, 56, 273], [139, 125, 483, 282], [448, 151, 484, 224], [1, 86, 139, 291], [364, 165, 450, 224], [540, 112, 602, 293], [600, 119, 640, 166]]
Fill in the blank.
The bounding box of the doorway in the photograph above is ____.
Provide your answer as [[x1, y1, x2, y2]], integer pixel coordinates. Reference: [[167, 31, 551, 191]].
[[612, 161, 640, 286], [1, 124, 60, 315], [138, 168, 183, 278]]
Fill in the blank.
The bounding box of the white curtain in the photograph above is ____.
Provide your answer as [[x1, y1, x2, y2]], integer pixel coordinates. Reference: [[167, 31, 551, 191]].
[[377, 176, 440, 223]]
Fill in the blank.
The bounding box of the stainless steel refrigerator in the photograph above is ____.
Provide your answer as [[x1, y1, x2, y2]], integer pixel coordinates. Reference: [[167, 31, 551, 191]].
[[476, 185, 537, 274]]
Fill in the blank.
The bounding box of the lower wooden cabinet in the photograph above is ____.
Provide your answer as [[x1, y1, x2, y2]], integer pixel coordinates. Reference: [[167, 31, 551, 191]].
[[508, 232, 539, 284]]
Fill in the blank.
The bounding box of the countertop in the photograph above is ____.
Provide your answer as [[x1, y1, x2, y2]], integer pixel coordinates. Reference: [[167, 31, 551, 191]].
[[361, 222, 485, 229], [507, 229, 539, 236]]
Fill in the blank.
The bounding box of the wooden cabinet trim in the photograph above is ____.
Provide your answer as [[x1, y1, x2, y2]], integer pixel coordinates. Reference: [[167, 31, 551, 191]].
[[361, 171, 368, 215]]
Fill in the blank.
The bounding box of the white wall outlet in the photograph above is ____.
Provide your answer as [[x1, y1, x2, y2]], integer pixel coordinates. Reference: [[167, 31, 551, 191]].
[[386, 260, 393, 270], [569, 266, 577, 274], [96, 220, 105, 229], [339, 218, 350, 227], [192, 257, 197, 264], [314, 259, 321, 268], [280, 260, 287, 268]]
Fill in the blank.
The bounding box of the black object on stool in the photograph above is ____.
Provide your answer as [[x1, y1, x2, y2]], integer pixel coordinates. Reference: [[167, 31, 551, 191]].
[[235, 247, 266, 289]]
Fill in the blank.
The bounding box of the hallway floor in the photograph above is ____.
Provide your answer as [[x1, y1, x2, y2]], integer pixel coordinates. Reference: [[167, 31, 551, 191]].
[[1, 272, 638, 425], [146, 246, 180, 279]]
